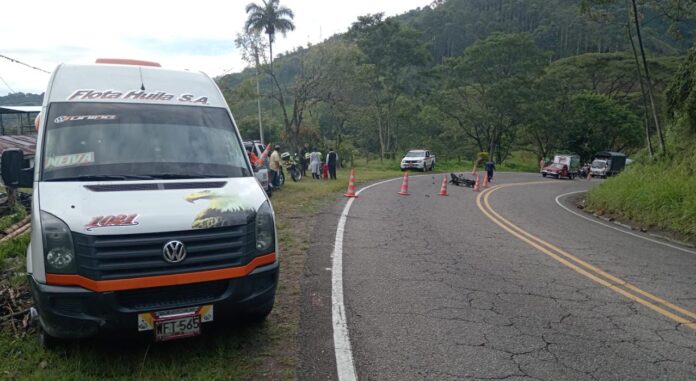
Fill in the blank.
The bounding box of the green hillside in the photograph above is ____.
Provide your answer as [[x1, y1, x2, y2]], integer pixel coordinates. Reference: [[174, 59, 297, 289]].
[[217, 0, 694, 166], [0, 92, 43, 106]]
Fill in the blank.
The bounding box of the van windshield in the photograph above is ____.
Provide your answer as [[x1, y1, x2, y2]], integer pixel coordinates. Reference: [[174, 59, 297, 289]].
[[42, 102, 250, 181]]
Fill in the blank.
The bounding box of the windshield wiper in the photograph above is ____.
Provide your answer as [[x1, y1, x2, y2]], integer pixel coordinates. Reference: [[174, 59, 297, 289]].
[[46, 175, 156, 182]]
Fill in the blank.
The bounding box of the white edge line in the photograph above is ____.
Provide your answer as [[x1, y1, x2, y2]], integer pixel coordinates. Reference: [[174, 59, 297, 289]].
[[332, 177, 404, 381], [555, 191, 696, 256]]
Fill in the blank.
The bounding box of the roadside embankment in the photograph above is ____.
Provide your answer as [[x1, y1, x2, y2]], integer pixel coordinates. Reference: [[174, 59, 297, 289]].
[[586, 152, 696, 242]]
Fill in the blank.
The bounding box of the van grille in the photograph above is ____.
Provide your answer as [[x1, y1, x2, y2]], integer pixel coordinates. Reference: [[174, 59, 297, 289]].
[[73, 224, 256, 280], [116, 280, 229, 310]]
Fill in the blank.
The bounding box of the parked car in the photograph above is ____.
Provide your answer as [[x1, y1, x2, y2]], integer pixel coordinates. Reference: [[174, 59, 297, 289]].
[[400, 149, 436, 172], [244, 140, 272, 196]]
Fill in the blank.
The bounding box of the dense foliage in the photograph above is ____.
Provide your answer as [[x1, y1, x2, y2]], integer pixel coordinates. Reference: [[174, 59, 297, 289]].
[[587, 38, 696, 237], [220, 0, 690, 164]]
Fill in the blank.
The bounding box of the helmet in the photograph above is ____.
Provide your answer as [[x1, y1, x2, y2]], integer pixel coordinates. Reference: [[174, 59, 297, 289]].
[[280, 152, 290, 160]]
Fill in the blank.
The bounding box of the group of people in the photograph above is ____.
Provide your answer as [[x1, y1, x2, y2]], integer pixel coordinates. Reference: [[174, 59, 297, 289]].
[[299, 144, 339, 180], [252, 143, 339, 188]]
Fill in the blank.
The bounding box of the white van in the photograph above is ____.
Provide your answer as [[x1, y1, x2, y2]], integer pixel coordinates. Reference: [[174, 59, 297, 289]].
[[1, 59, 278, 344]]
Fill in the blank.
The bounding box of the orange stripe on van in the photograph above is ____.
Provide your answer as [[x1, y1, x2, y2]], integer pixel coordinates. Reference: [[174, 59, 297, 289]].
[[45, 253, 276, 292]]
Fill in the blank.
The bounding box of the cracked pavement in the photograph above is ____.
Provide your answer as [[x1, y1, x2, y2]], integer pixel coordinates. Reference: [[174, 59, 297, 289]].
[[331, 173, 696, 380]]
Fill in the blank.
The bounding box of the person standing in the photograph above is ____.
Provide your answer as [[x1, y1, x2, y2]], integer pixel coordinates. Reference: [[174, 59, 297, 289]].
[[326, 148, 338, 180], [310, 148, 322, 180], [270, 144, 282, 187], [300, 143, 310, 177], [485, 159, 496, 182]]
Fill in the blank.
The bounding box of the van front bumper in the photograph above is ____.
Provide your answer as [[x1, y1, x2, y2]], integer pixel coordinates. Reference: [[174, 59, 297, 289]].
[[30, 261, 278, 339]]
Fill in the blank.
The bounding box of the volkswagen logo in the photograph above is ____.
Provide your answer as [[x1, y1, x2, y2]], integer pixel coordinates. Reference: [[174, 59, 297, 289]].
[[162, 241, 187, 264]]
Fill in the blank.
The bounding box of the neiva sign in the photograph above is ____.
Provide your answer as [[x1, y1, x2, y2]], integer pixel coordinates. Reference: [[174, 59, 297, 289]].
[[68, 89, 209, 104]]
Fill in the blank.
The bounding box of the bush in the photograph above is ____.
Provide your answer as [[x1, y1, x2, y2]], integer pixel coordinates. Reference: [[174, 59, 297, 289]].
[[0, 203, 27, 232], [587, 151, 696, 236]]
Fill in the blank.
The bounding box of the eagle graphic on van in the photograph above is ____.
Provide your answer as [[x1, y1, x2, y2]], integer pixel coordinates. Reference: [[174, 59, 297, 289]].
[[185, 190, 254, 229]]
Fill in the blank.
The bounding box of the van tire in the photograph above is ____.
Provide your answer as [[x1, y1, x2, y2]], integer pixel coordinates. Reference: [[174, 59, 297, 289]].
[[38, 328, 62, 350], [243, 301, 274, 324]]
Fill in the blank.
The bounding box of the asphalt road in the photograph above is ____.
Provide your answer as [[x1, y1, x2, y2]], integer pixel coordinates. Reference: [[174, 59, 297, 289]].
[[298, 172, 696, 380]]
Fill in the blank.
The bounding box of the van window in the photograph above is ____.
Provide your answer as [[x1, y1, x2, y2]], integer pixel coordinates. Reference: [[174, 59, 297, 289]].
[[42, 103, 250, 181]]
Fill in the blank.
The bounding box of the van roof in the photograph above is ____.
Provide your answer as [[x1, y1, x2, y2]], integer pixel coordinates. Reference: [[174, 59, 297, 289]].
[[46, 63, 226, 108]]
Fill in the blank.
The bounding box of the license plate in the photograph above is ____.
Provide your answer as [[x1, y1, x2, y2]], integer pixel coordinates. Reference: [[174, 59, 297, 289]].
[[155, 315, 201, 341], [138, 305, 214, 341]]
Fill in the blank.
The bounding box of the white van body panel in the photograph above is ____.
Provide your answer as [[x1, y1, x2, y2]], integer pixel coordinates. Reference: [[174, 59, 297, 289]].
[[31, 63, 270, 283], [47, 64, 226, 108], [38, 178, 266, 235]]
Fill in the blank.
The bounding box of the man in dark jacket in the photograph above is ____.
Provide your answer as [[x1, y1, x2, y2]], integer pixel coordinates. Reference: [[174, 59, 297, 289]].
[[485, 160, 496, 182], [326, 148, 338, 180]]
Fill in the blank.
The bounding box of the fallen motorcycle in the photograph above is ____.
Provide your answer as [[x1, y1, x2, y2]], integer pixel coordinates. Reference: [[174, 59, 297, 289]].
[[450, 173, 476, 188]]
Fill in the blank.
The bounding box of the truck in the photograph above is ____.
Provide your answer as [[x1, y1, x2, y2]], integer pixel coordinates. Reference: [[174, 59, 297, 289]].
[[542, 154, 580, 179], [1, 59, 279, 345], [591, 151, 627, 178]]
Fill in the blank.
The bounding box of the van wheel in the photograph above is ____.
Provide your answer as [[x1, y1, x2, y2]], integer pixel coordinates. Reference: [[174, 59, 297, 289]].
[[38, 328, 62, 350], [244, 301, 274, 324]]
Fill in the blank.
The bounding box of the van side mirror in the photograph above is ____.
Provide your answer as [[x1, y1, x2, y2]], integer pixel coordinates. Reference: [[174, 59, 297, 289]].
[[1, 149, 33, 188]]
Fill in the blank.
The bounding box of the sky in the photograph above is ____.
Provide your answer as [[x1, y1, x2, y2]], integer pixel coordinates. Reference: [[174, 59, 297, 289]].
[[0, 0, 431, 96]]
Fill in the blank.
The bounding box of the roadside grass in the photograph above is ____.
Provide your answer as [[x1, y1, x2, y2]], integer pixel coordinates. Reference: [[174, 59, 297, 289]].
[[345, 150, 538, 179], [0, 162, 400, 381], [586, 153, 696, 239], [0, 203, 27, 232]]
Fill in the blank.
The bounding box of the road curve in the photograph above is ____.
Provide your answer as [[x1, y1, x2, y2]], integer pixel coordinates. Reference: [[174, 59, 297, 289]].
[[299, 172, 696, 380]]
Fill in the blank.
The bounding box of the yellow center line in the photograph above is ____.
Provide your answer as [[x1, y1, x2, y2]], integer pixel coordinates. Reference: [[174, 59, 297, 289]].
[[484, 184, 696, 322], [476, 183, 696, 331]]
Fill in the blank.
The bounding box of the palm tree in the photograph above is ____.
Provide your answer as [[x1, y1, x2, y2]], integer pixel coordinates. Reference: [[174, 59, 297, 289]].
[[245, 0, 295, 72]]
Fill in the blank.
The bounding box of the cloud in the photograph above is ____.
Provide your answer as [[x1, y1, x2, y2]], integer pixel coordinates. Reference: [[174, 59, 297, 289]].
[[130, 37, 236, 57], [0, 0, 431, 96]]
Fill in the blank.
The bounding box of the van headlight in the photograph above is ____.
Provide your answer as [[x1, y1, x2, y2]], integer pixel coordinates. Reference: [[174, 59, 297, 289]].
[[41, 211, 76, 274], [255, 201, 275, 254]]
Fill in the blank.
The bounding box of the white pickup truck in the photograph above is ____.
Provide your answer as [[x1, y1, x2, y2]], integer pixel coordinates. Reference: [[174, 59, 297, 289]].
[[400, 150, 436, 172]]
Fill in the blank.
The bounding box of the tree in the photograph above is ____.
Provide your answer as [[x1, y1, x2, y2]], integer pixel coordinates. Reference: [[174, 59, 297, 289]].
[[579, 0, 696, 155], [666, 44, 696, 143], [245, 0, 295, 72], [433, 33, 546, 162], [235, 31, 269, 143], [564, 92, 642, 161], [347, 14, 431, 160]]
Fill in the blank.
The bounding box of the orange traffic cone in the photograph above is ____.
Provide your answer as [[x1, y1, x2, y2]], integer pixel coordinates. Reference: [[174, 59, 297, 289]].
[[483, 174, 489, 188], [398, 172, 410, 196], [473, 174, 481, 192], [344, 169, 358, 198], [438, 176, 449, 196]]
